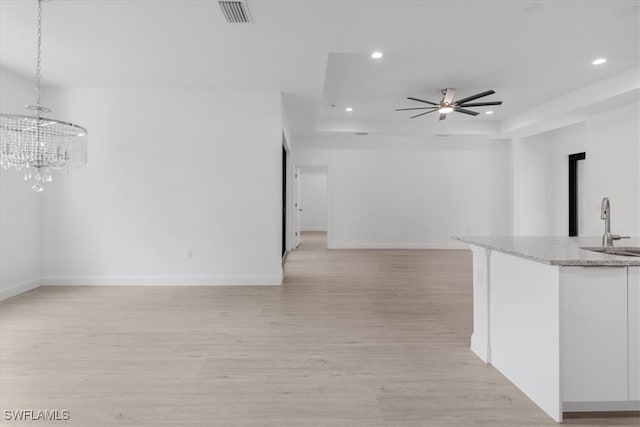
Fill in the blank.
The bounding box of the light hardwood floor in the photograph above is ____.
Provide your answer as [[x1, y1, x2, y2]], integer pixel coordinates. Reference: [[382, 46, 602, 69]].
[[1, 232, 638, 426]]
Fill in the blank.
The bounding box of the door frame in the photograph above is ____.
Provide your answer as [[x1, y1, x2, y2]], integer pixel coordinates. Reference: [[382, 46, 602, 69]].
[[282, 145, 287, 258], [568, 152, 586, 237], [295, 168, 301, 248], [295, 165, 330, 248], [282, 132, 296, 257], [282, 129, 296, 257]]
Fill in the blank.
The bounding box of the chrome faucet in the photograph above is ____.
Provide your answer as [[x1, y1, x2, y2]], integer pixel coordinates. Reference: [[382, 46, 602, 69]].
[[601, 197, 630, 247]]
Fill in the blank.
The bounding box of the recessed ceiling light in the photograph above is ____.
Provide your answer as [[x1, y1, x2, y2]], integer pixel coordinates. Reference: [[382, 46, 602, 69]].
[[371, 51, 383, 59], [439, 106, 454, 114], [592, 58, 607, 65], [345, 107, 353, 112], [485, 111, 494, 115]]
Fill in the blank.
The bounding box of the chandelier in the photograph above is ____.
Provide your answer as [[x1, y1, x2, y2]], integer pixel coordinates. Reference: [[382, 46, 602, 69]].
[[0, 0, 87, 192]]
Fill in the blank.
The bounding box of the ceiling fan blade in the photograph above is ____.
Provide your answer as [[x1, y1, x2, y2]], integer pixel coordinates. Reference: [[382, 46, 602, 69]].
[[458, 101, 503, 107], [442, 88, 456, 104], [454, 90, 495, 105], [407, 97, 438, 106], [410, 110, 438, 119], [439, 113, 447, 121], [395, 107, 438, 111], [454, 108, 480, 116]]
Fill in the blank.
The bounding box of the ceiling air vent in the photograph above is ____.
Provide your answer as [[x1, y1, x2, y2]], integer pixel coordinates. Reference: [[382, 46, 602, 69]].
[[218, 1, 252, 23]]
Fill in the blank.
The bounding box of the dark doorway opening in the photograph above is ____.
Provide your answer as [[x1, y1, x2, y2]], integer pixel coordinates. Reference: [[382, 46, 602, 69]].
[[568, 152, 586, 237], [282, 145, 287, 257]]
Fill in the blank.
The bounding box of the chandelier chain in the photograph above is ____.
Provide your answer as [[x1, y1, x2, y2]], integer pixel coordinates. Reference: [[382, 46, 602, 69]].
[[35, 0, 43, 109]]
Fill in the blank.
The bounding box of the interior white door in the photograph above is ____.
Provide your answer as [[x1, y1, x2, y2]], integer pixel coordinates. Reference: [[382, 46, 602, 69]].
[[295, 168, 301, 247]]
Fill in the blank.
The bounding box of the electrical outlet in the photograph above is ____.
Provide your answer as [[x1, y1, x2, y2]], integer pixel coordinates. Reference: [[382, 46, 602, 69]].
[[186, 249, 193, 259]]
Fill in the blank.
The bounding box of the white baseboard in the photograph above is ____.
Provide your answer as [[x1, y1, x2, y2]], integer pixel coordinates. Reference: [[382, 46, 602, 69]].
[[2, 273, 283, 297], [301, 227, 327, 232], [0, 278, 42, 300], [41, 273, 283, 287], [327, 242, 468, 249], [563, 400, 640, 412]]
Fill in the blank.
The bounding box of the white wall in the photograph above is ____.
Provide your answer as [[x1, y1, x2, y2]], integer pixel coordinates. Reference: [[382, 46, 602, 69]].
[[0, 68, 43, 299], [511, 102, 639, 238], [40, 87, 284, 285], [294, 137, 509, 248], [300, 171, 327, 231], [512, 123, 586, 236], [585, 102, 639, 237]]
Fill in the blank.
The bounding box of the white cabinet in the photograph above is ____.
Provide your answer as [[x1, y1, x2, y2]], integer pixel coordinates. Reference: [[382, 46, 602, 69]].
[[562, 267, 628, 403], [491, 251, 562, 421], [630, 267, 640, 401]]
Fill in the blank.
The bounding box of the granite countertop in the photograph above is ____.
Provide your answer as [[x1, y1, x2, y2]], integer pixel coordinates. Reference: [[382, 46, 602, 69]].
[[454, 236, 640, 266]]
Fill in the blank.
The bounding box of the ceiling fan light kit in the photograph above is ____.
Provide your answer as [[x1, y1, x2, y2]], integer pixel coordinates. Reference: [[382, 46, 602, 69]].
[[395, 88, 503, 121]]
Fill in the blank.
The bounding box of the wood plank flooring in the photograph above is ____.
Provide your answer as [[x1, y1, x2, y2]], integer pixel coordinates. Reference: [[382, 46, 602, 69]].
[[1, 232, 638, 426]]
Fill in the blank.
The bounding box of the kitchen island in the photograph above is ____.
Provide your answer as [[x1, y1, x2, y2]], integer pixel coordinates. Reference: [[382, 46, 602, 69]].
[[455, 236, 640, 422]]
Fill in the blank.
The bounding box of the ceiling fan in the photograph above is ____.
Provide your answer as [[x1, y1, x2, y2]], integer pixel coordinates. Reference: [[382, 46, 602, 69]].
[[396, 88, 502, 120]]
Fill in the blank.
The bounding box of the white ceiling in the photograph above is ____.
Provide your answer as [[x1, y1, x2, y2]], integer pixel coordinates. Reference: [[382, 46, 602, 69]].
[[1, 0, 639, 141]]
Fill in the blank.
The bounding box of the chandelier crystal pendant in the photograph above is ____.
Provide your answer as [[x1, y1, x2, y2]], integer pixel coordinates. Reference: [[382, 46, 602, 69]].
[[0, 0, 88, 192]]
